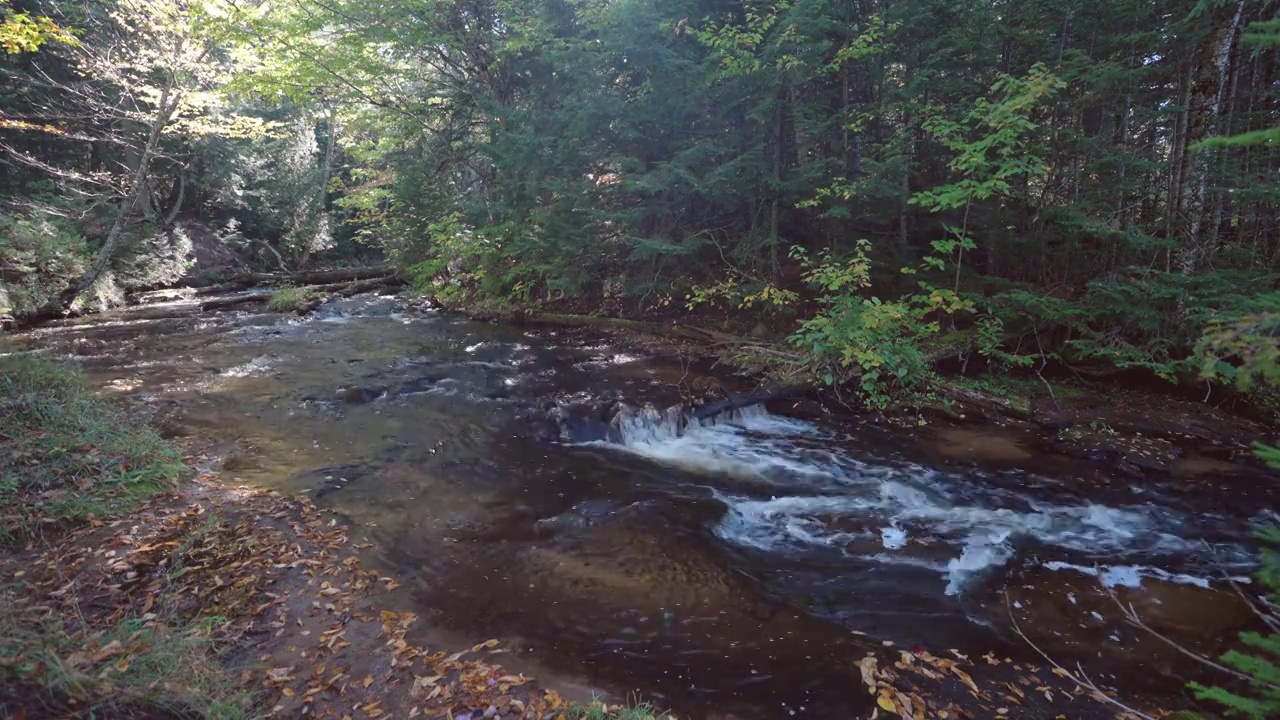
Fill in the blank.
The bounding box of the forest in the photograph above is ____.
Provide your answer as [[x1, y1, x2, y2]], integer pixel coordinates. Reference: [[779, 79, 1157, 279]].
[[0, 0, 1277, 407], [2, 2, 1280, 719]]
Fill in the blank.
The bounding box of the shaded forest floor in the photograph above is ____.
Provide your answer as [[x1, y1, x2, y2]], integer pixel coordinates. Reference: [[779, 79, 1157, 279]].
[[0, 441, 583, 720]]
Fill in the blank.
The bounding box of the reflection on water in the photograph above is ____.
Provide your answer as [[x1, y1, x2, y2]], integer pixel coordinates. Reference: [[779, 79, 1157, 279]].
[[10, 292, 1276, 719]]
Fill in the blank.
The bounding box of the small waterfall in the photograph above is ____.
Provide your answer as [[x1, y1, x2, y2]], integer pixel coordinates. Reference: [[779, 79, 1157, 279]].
[[578, 397, 1256, 597], [611, 402, 774, 447]]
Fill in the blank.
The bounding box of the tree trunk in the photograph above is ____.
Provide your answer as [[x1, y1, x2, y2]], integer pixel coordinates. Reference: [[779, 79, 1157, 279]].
[[298, 104, 340, 270], [63, 78, 179, 310], [1179, 0, 1247, 273]]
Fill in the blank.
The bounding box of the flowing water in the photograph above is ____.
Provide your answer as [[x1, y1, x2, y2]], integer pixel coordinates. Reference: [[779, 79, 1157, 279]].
[[9, 292, 1277, 719]]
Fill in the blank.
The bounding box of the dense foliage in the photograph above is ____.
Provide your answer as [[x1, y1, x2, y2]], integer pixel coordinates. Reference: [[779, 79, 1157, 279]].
[[1, 0, 1278, 404]]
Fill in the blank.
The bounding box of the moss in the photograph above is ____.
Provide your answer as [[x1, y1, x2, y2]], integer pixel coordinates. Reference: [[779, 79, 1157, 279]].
[[265, 286, 317, 312], [0, 354, 188, 541]]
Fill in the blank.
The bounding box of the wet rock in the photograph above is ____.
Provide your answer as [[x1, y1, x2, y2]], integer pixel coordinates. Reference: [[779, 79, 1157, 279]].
[[219, 448, 259, 472], [533, 499, 627, 538], [1033, 410, 1075, 431], [768, 397, 825, 420], [394, 376, 443, 396], [549, 401, 626, 443], [484, 705, 498, 719], [154, 418, 190, 439], [932, 427, 1034, 464], [340, 385, 384, 404], [1172, 455, 1253, 479], [1053, 427, 1182, 475]]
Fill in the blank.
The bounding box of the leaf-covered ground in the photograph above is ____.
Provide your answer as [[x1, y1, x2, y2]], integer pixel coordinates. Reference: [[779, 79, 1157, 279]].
[[0, 440, 585, 719]]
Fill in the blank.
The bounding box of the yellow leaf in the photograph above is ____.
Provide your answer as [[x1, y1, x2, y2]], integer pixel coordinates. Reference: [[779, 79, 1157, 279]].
[[877, 691, 897, 714], [950, 665, 980, 694]]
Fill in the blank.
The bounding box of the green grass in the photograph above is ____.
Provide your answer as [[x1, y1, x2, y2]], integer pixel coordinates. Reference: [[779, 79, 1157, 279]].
[[567, 700, 669, 720], [0, 354, 189, 541], [266, 286, 317, 312], [0, 591, 255, 720]]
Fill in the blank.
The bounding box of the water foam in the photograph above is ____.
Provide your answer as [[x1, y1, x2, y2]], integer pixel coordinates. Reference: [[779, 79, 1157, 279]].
[[609, 403, 841, 483], [601, 404, 1248, 596]]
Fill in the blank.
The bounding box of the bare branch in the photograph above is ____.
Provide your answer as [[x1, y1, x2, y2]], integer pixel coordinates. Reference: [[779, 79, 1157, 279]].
[[1005, 593, 1158, 720], [1104, 585, 1280, 692]]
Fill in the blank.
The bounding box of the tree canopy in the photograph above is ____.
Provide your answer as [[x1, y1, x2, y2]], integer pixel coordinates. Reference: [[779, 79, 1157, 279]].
[[0, 0, 1277, 402]]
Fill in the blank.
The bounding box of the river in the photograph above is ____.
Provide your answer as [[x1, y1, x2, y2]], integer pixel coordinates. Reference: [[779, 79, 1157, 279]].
[[9, 290, 1277, 719]]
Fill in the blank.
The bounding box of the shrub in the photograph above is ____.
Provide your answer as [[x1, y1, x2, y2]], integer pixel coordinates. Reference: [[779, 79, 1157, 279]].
[[0, 211, 91, 316], [266, 286, 317, 312], [787, 241, 966, 408]]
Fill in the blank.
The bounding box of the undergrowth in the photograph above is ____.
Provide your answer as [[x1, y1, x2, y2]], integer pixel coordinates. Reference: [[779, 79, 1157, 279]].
[[0, 353, 188, 541], [265, 286, 317, 312], [0, 590, 254, 719], [567, 700, 669, 720]]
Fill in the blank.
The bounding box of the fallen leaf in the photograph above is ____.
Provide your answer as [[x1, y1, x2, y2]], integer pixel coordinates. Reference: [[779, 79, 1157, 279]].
[[951, 666, 980, 695], [858, 656, 879, 694], [91, 640, 124, 662]]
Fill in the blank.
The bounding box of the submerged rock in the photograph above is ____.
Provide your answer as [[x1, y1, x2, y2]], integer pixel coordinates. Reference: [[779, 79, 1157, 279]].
[[340, 385, 384, 404]]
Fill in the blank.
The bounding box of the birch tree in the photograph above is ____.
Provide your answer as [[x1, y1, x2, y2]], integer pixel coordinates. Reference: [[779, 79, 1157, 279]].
[[51, 0, 238, 309]]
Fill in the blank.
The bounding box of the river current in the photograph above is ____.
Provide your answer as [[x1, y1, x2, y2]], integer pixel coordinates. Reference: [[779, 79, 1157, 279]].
[[9, 291, 1276, 719]]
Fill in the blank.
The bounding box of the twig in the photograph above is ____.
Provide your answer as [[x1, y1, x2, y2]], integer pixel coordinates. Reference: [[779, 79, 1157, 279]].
[[1223, 572, 1280, 633], [1104, 585, 1280, 692], [1206, 540, 1280, 633], [1005, 592, 1158, 720], [1032, 324, 1060, 410]]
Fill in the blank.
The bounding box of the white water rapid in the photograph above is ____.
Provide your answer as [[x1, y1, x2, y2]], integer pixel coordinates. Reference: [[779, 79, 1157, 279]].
[[600, 404, 1252, 596]]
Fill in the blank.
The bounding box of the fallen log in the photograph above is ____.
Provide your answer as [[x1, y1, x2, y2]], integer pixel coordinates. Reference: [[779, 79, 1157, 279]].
[[689, 385, 808, 421], [199, 290, 275, 311], [130, 265, 398, 301], [293, 276, 404, 315], [227, 265, 397, 288], [935, 381, 1033, 421]]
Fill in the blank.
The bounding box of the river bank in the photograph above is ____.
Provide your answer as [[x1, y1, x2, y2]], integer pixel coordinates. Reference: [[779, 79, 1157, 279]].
[[430, 294, 1277, 486], [2, 290, 1276, 720], [0, 354, 597, 719]]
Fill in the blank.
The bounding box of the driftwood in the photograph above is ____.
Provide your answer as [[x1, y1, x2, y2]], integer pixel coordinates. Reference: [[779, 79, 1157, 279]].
[[196, 275, 405, 314], [199, 290, 276, 311], [690, 386, 807, 421], [293, 276, 404, 314], [234, 265, 397, 287], [935, 381, 1033, 421], [130, 265, 399, 305]]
